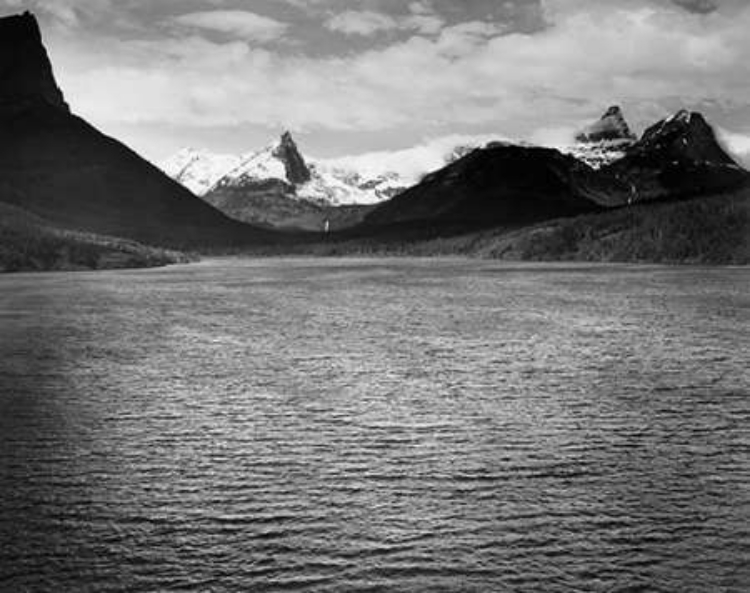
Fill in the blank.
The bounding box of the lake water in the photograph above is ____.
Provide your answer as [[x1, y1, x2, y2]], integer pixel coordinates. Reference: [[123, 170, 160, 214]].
[[0, 258, 748, 592]]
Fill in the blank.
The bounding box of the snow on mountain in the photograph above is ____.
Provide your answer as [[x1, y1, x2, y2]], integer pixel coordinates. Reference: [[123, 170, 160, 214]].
[[575, 106, 636, 144], [207, 133, 400, 206], [160, 148, 242, 196], [160, 133, 505, 206], [217, 142, 290, 188], [298, 164, 403, 206], [554, 106, 637, 169], [563, 138, 634, 169]]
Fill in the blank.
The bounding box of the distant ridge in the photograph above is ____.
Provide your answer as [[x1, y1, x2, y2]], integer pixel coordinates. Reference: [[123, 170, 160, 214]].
[[361, 107, 750, 231], [362, 145, 611, 229]]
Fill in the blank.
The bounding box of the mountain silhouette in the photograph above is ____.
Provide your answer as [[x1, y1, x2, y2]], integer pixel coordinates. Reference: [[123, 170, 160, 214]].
[[362, 109, 749, 231], [0, 11, 270, 248], [602, 110, 749, 203], [363, 144, 614, 230]]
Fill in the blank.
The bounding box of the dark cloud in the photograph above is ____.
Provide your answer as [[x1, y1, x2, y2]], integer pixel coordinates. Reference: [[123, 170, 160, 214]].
[[671, 0, 720, 13]]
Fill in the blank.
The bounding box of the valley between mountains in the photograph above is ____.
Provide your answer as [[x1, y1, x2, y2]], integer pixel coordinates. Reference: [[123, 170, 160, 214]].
[[0, 11, 748, 272]]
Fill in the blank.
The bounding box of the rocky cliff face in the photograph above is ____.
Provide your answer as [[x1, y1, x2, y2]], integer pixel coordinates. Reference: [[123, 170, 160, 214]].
[[603, 109, 748, 203], [0, 12, 68, 113], [363, 107, 750, 229], [162, 133, 408, 206], [575, 106, 635, 143], [565, 106, 636, 169], [273, 131, 312, 185], [0, 11, 267, 247], [632, 110, 736, 165]]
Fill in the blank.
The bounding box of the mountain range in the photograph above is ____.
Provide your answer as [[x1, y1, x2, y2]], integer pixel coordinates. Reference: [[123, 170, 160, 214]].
[[160, 132, 494, 230], [360, 107, 747, 233], [161, 103, 747, 234], [0, 10, 748, 269]]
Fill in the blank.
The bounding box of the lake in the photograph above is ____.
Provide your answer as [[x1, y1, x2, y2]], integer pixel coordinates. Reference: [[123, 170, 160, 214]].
[[0, 258, 748, 592]]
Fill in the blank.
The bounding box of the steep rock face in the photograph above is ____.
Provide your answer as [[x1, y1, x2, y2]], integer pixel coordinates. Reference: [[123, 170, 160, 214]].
[[273, 131, 311, 185], [0, 12, 268, 248], [173, 132, 407, 230], [164, 133, 409, 206], [0, 12, 68, 113], [361, 108, 750, 232], [603, 110, 749, 203], [576, 106, 635, 143], [363, 145, 613, 229], [633, 110, 736, 165], [565, 106, 636, 169]]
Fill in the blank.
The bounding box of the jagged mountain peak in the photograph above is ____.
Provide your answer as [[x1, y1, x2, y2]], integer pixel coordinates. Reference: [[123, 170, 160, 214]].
[[636, 109, 738, 166], [0, 11, 68, 113], [271, 130, 311, 185], [575, 105, 636, 144], [564, 106, 636, 169], [279, 130, 298, 147], [642, 109, 708, 141], [603, 105, 624, 118]]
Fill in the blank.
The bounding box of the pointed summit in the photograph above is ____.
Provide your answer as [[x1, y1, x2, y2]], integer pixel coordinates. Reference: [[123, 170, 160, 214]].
[[576, 106, 636, 143], [272, 130, 311, 184], [0, 12, 263, 247], [636, 110, 738, 166], [602, 109, 748, 204], [0, 12, 68, 113]]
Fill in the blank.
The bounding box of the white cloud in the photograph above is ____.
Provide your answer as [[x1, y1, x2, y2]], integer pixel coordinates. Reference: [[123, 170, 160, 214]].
[[326, 11, 398, 36], [172, 10, 288, 43], [717, 128, 750, 166], [324, 133, 510, 181], [44, 0, 750, 159], [528, 126, 579, 149]]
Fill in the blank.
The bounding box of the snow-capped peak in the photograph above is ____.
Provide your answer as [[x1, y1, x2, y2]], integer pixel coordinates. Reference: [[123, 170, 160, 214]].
[[560, 106, 637, 168], [161, 147, 242, 196], [575, 105, 636, 144], [160, 133, 504, 205], [272, 131, 311, 185], [666, 109, 692, 125]]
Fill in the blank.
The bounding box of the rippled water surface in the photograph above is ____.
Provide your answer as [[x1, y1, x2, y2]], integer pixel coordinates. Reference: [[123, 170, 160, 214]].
[[1, 258, 748, 592]]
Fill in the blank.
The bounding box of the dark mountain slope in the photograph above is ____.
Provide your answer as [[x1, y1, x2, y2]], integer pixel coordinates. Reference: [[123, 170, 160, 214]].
[[203, 182, 374, 231], [0, 201, 188, 272], [0, 103, 271, 247], [0, 12, 272, 249], [603, 110, 749, 204], [279, 190, 749, 265], [0, 12, 67, 112], [363, 144, 621, 230], [362, 109, 750, 233]]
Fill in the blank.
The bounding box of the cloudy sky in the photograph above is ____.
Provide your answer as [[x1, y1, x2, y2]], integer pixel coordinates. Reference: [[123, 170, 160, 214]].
[[3, 0, 750, 162]]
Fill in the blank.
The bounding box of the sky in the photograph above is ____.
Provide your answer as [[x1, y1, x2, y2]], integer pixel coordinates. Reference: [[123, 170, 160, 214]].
[[2, 0, 750, 163]]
